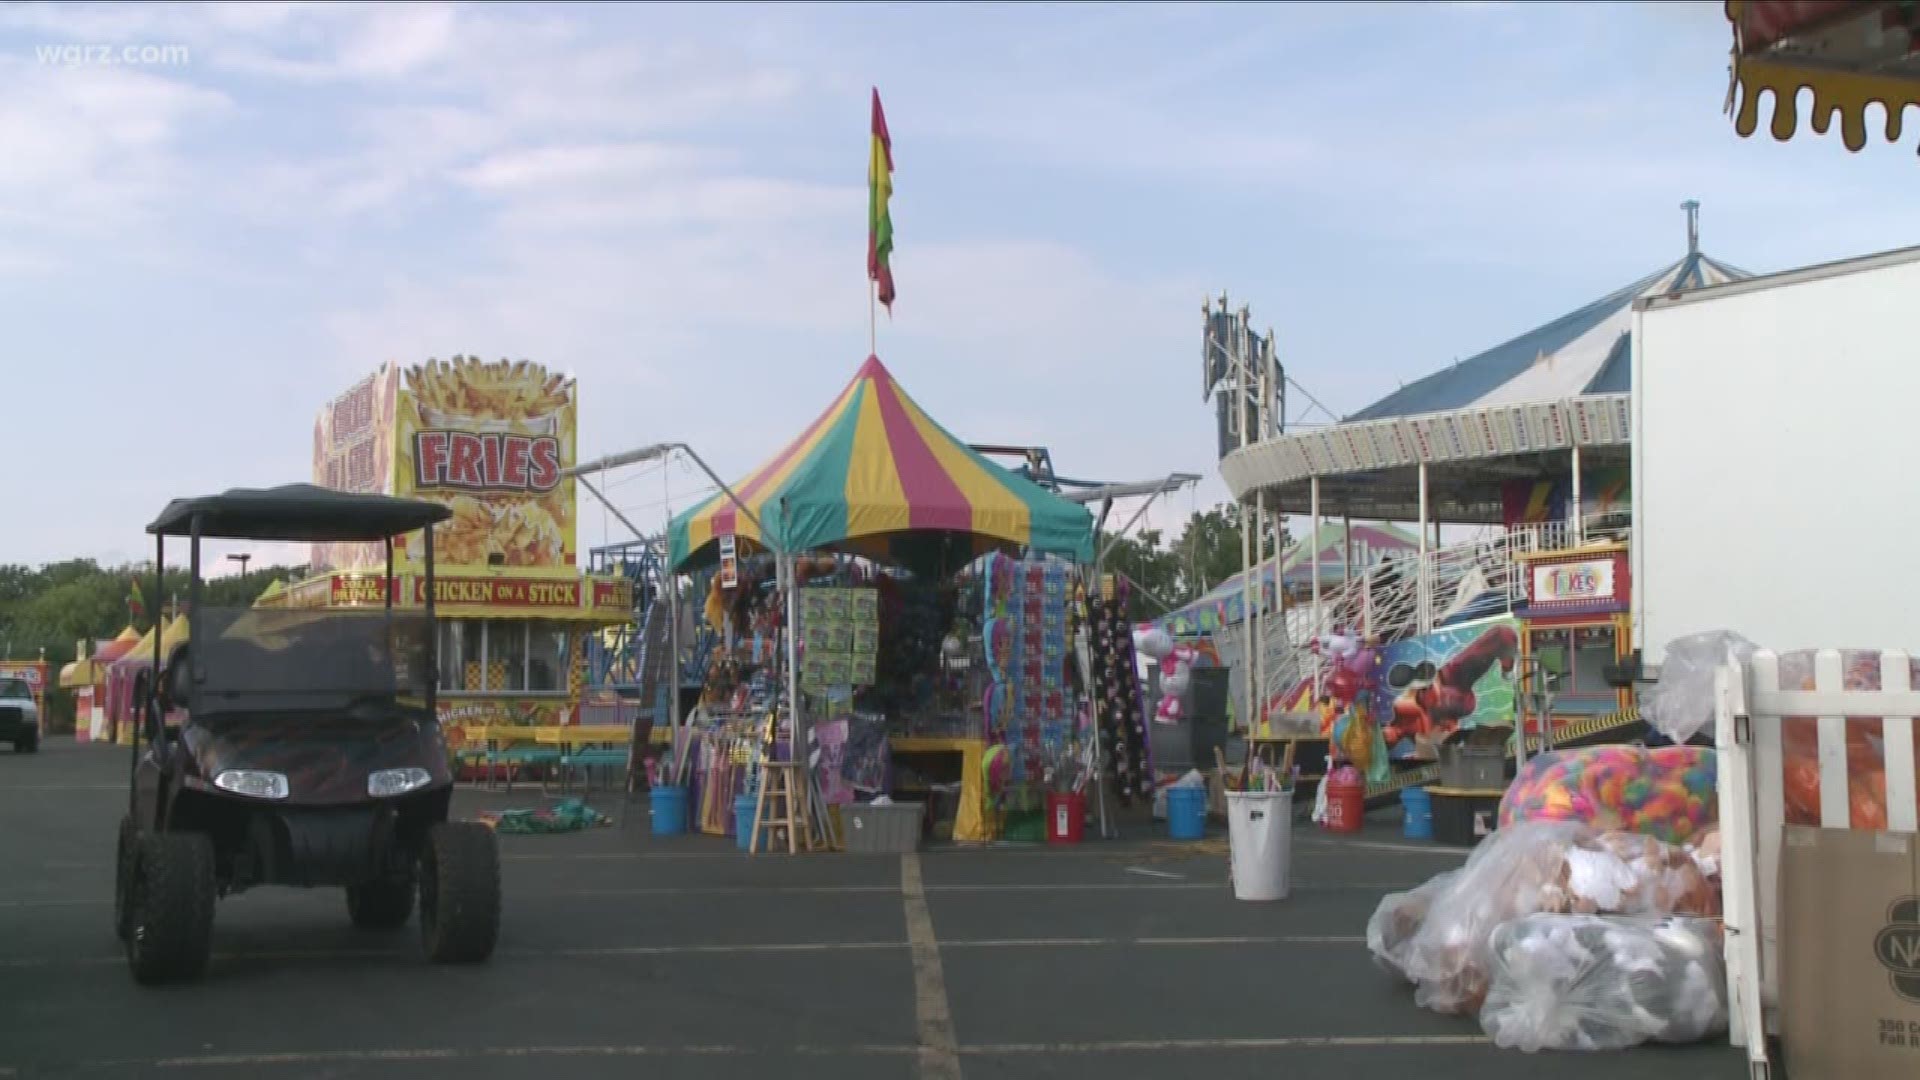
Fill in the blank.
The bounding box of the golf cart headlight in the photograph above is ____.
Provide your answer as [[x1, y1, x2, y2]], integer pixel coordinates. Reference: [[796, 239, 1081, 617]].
[[368, 767, 433, 798], [213, 770, 289, 800]]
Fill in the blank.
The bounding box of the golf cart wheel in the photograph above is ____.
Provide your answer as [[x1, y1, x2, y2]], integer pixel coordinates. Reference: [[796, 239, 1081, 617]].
[[125, 832, 216, 985], [347, 868, 417, 930], [114, 815, 136, 943], [13, 731, 34, 753], [419, 822, 499, 964]]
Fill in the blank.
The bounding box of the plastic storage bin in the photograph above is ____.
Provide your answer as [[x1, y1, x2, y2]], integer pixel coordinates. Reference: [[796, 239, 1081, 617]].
[[1227, 789, 1293, 901], [1437, 729, 1511, 790], [843, 801, 925, 854]]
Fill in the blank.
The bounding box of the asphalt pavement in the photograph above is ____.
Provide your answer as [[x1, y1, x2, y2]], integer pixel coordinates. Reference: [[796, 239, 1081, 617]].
[[0, 738, 1749, 1079]]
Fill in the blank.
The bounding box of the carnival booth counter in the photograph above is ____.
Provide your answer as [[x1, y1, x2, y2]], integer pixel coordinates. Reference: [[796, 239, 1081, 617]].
[[664, 356, 1103, 848]]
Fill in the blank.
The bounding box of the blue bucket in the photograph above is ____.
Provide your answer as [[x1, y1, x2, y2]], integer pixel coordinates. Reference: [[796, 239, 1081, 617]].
[[734, 793, 759, 851], [1401, 786, 1434, 841], [650, 785, 689, 836], [1166, 786, 1207, 840]]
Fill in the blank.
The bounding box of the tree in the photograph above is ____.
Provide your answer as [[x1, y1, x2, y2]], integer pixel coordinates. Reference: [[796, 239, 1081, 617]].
[[1171, 503, 1291, 599], [0, 560, 305, 732], [1098, 528, 1181, 622], [1094, 502, 1295, 622]]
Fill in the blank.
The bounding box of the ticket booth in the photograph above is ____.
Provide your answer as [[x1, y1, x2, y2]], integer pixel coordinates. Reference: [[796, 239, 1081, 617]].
[[1515, 543, 1633, 721]]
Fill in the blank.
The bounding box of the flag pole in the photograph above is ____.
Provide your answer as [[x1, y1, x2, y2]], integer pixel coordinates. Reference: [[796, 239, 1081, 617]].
[[869, 280, 877, 356]]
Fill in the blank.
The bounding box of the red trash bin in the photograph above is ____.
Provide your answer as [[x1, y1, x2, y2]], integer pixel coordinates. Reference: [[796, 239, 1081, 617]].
[[1323, 766, 1366, 834], [1046, 791, 1086, 845]]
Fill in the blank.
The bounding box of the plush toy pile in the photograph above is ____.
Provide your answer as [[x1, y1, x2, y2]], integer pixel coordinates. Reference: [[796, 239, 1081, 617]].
[[1480, 914, 1728, 1052], [1499, 745, 1717, 845], [1367, 821, 1724, 1023]]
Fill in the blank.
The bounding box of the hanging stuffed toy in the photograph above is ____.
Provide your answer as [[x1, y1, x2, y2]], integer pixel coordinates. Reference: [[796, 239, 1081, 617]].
[[1155, 644, 1196, 724]]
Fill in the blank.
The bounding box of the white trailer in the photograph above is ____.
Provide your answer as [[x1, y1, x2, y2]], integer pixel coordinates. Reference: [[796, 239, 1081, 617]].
[[1635, 244, 1920, 1077], [1631, 243, 1920, 668]]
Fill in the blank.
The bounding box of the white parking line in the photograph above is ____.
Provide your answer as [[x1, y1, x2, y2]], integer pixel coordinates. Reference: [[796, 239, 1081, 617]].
[[901, 853, 963, 1080], [0, 934, 1369, 970], [46, 1033, 1492, 1071], [0, 880, 1418, 909], [965, 1035, 1491, 1053]]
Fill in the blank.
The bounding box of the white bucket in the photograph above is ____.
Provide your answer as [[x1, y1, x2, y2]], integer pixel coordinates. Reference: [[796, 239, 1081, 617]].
[[1227, 789, 1293, 902]]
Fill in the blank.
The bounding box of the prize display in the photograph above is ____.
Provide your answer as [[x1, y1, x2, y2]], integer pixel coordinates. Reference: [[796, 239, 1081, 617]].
[[800, 587, 879, 692], [980, 554, 1072, 784], [1086, 578, 1151, 806]]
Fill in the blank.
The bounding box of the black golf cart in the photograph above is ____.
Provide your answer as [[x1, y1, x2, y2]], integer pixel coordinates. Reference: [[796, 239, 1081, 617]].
[[115, 484, 500, 984]]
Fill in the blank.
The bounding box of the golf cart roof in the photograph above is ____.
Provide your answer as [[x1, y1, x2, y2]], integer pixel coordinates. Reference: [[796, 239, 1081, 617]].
[[147, 484, 452, 541]]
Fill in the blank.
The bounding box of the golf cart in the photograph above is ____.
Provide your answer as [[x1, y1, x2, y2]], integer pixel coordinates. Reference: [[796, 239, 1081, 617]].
[[115, 484, 500, 984]]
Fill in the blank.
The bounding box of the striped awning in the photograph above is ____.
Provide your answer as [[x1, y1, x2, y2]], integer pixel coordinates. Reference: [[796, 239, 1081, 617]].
[[669, 355, 1095, 571], [1727, 1, 1920, 154]]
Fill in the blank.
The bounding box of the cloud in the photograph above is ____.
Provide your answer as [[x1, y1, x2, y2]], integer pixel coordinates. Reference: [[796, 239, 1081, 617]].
[[452, 142, 721, 191]]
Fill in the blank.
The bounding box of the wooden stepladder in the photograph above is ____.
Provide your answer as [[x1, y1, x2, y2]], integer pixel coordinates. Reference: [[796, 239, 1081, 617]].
[[751, 762, 814, 855]]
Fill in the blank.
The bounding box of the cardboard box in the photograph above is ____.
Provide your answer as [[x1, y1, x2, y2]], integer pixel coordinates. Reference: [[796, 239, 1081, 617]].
[[1780, 825, 1920, 1080]]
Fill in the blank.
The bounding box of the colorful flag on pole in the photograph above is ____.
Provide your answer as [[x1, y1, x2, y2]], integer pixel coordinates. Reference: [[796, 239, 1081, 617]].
[[128, 578, 145, 622], [868, 87, 896, 309]]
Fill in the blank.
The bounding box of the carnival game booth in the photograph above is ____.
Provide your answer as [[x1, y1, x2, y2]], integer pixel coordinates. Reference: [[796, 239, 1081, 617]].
[[664, 355, 1101, 848], [289, 356, 636, 783], [57, 626, 140, 743], [1215, 224, 1747, 806]]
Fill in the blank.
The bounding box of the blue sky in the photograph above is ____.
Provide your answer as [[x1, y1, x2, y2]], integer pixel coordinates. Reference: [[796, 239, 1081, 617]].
[[4, 1, 1918, 571]]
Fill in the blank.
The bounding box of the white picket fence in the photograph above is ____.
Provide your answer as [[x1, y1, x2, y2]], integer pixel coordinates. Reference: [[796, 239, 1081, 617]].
[[1714, 648, 1920, 1078]]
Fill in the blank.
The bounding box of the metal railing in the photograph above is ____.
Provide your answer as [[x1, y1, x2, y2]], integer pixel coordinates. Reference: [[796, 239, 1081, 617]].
[[1239, 517, 1632, 713]]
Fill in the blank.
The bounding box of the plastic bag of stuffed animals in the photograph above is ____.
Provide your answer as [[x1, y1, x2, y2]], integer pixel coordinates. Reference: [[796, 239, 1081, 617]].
[[1388, 821, 1720, 1016], [1641, 630, 1757, 743], [1499, 744, 1716, 846], [1479, 914, 1728, 1052], [1367, 868, 1463, 983]]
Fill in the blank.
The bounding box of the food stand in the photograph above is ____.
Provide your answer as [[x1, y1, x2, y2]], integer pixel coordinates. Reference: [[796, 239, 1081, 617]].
[[664, 356, 1098, 845], [277, 357, 635, 760]]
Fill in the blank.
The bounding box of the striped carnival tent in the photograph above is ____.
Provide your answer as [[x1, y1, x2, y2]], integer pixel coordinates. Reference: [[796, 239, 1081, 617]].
[[1348, 246, 1749, 423], [669, 355, 1095, 572]]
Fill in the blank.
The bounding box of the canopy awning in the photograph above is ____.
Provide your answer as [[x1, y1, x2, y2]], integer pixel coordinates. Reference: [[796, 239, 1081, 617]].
[[1727, 1, 1920, 153], [111, 616, 191, 670], [669, 355, 1095, 571], [58, 659, 96, 689], [90, 626, 142, 665]]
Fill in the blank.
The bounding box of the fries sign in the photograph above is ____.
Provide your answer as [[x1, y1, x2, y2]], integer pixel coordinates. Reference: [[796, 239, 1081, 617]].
[[313, 357, 578, 572], [396, 357, 576, 569]]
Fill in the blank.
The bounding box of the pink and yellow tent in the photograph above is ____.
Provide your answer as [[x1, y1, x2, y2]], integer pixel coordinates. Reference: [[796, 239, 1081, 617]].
[[669, 355, 1094, 572]]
